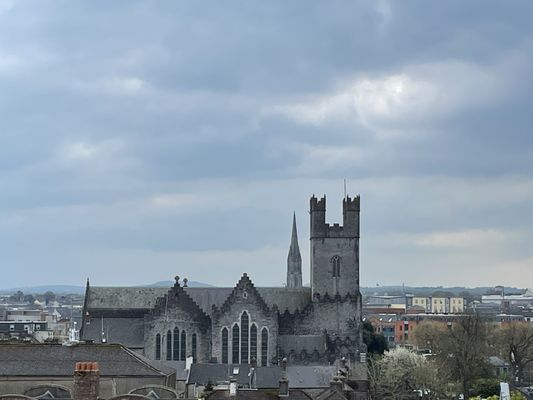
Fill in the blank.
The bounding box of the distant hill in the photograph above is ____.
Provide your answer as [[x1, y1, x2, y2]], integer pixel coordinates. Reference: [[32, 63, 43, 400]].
[[0, 280, 213, 295], [361, 285, 525, 297]]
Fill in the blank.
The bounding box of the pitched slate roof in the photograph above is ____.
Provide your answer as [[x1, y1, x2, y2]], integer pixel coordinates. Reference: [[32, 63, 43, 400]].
[[188, 365, 337, 390], [82, 317, 145, 348], [85, 285, 311, 315], [187, 364, 252, 386], [0, 343, 175, 377]]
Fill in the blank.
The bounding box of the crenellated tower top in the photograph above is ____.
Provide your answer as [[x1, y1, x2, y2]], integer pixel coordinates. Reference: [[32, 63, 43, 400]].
[[310, 195, 360, 239]]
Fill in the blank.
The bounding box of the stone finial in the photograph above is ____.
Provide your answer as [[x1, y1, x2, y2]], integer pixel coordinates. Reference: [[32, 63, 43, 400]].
[[174, 276, 180, 285], [183, 278, 188, 288]]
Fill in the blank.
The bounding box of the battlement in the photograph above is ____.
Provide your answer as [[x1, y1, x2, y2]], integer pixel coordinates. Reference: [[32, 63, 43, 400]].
[[310, 195, 360, 238], [310, 195, 326, 211], [343, 195, 360, 211]]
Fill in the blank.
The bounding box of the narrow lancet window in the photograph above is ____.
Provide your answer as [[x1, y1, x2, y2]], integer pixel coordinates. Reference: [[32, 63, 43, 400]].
[[241, 312, 249, 364], [192, 333, 197, 362], [232, 324, 240, 364], [166, 330, 172, 360], [250, 324, 258, 363], [173, 328, 180, 360], [261, 328, 268, 366], [155, 334, 161, 360], [222, 328, 229, 364], [181, 330, 186, 361]]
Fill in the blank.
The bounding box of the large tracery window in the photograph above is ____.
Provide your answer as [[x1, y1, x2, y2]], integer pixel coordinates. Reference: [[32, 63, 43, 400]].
[[173, 328, 180, 360], [250, 324, 258, 363], [222, 327, 229, 364], [192, 333, 197, 362], [232, 324, 240, 364], [166, 330, 172, 360], [180, 330, 186, 361], [261, 327, 268, 366], [240, 312, 249, 364], [155, 334, 161, 360]]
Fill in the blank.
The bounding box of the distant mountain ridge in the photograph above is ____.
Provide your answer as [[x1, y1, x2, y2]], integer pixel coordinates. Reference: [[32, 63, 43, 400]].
[[0, 280, 213, 295], [361, 285, 525, 296]]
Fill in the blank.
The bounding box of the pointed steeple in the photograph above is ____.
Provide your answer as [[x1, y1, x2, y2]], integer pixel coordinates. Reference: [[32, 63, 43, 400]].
[[287, 212, 302, 288]]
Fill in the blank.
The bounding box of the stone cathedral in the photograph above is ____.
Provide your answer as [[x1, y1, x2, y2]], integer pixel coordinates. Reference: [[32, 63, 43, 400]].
[[81, 195, 364, 366]]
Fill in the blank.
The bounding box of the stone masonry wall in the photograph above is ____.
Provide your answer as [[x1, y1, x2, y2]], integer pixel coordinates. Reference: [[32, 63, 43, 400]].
[[144, 307, 211, 363], [211, 293, 278, 366]]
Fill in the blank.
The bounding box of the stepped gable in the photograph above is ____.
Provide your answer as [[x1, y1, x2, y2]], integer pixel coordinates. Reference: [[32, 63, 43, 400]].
[[149, 276, 211, 331], [213, 273, 272, 318]]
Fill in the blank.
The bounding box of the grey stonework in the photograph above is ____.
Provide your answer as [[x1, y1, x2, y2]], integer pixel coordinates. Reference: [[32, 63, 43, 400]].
[[310, 196, 360, 299], [81, 195, 365, 366]]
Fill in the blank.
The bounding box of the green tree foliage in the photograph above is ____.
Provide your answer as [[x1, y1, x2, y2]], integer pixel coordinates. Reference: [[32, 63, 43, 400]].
[[363, 320, 389, 355], [471, 378, 500, 398]]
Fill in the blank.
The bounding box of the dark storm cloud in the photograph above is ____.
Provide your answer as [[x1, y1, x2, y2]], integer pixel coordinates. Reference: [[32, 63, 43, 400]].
[[0, 0, 532, 287]]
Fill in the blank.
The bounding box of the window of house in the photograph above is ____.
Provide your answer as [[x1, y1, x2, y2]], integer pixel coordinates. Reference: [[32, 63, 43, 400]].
[[222, 328, 229, 364]]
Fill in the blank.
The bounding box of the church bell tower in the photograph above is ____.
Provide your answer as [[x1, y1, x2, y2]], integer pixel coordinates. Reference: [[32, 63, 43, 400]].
[[309, 195, 360, 299]]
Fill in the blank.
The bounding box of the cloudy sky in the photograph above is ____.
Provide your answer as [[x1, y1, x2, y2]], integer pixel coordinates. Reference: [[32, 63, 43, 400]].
[[1, 1, 532, 289]]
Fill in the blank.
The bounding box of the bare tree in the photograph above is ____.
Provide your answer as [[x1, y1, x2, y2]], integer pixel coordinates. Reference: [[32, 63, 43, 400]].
[[413, 316, 492, 397], [496, 322, 533, 384]]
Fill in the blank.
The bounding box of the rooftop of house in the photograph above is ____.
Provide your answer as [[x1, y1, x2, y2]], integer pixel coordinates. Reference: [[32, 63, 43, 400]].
[[0, 342, 175, 377]]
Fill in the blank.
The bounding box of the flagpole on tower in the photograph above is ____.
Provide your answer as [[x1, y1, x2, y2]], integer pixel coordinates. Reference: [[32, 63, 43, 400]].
[[344, 178, 347, 199]]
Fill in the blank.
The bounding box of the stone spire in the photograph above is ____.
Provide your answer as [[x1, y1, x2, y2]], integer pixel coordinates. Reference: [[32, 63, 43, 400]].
[[286, 212, 302, 288]]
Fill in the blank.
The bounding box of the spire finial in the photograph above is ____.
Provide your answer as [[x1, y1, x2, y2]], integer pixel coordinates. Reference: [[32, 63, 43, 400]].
[[287, 212, 302, 288]]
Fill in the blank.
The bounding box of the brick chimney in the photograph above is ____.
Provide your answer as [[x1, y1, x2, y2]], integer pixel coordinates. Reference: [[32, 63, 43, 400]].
[[74, 362, 100, 400]]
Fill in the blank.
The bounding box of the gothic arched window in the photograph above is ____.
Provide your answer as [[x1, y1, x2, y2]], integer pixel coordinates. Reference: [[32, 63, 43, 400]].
[[331, 255, 341, 277], [222, 327, 229, 364], [155, 333, 161, 360], [241, 312, 249, 364], [173, 328, 180, 360], [192, 333, 197, 362], [232, 323, 240, 364], [261, 327, 268, 366], [180, 330, 186, 361], [166, 330, 172, 360], [250, 324, 258, 363]]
